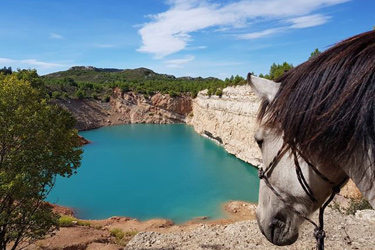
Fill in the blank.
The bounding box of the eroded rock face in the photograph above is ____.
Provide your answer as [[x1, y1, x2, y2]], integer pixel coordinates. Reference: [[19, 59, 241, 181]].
[[189, 85, 262, 166], [56, 89, 192, 130], [110, 88, 192, 125]]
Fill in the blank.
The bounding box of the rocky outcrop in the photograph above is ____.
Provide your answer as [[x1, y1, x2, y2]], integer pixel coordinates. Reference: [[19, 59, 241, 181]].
[[189, 85, 262, 166], [110, 88, 192, 125], [56, 89, 192, 130]]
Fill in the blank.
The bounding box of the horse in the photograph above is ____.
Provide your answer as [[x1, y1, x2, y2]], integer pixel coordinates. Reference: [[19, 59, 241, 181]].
[[248, 30, 375, 248]]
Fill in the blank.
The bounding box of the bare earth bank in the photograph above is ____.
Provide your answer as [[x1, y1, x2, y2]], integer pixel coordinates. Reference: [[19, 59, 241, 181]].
[[26, 198, 375, 250]]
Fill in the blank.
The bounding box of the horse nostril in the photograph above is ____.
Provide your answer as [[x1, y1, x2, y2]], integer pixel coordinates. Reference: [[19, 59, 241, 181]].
[[274, 212, 287, 223], [269, 213, 287, 230], [270, 218, 279, 227]]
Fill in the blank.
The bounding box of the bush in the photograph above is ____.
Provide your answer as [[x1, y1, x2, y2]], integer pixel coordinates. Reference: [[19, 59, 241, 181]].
[[110, 228, 125, 240], [77, 220, 90, 226], [59, 216, 76, 227], [346, 198, 373, 215], [124, 231, 138, 237], [52, 91, 61, 99], [168, 90, 180, 97], [75, 89, 85, 99], [215, 88, 223, 97]]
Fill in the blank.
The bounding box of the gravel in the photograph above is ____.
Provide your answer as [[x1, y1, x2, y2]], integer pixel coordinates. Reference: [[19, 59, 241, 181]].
[[125, 208, 375, 250]]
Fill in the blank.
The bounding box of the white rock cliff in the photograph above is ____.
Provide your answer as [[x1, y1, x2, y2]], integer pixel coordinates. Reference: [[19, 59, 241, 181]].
[[189, 85, 262, 166]]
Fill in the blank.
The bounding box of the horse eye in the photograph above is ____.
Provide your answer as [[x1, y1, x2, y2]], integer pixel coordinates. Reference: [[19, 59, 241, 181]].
[[255, 137, 264, 149]]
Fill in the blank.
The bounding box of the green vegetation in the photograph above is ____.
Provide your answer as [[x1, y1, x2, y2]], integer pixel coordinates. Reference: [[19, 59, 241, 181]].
[[330, 197, 373, 215], [309, 48, 322, 60], [346, 198, 373, 215], [43, 66, 246, 100], [110, 228, 126, 245], [258, 49, 324, 80], [58, 215, 91, 227], [58, 216, 76, 227], [258, 62, 293, 80], [110, 228, 125, 239], [0, 66, 12, 75], [0, 71, 82, 249], [77, 220, 91, 226], [109, 228, 138, 246]]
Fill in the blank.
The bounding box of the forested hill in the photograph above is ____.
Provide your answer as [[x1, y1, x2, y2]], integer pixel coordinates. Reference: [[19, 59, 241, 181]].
[[43, 66, 246, 100]]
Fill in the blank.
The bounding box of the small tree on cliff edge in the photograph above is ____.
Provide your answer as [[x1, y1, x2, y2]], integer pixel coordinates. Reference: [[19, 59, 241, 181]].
[[0, 73, 82, 250], [309, 48, 322, 60], [259, 62, 293, 80]]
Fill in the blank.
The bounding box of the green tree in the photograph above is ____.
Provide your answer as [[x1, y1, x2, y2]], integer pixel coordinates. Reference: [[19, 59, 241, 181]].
[[262, 62, 293, 80], [0, 67, 12, 75], [14, 69, 43, 89], [309, 48, 322, 60], [0, 74, 82, 249]]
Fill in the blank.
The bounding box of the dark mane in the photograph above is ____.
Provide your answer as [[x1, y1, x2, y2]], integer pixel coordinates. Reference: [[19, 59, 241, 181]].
[[260, 30, 375, 166]]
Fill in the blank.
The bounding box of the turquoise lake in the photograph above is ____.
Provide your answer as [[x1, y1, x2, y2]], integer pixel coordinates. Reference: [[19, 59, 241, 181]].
[[48, 124, 259, 223]]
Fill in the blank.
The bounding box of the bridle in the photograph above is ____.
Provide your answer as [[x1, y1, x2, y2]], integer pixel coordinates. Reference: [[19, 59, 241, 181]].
[[258, 144, 348, 250]]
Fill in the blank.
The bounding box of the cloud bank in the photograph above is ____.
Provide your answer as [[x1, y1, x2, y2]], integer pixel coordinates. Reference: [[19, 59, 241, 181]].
[[138, 0, 350, 58]]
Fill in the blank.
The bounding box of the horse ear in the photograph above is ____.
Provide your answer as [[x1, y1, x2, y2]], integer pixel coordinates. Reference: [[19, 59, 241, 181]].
[[247, 73, 280, 102]]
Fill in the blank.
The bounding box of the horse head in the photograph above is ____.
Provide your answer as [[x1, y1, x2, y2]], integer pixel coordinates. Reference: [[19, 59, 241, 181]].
[[248, 74, 348, 246]]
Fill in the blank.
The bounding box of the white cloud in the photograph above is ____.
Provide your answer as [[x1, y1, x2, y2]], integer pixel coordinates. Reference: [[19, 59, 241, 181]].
[[138, 0, 350, 57], [185, 45, 207, 50], [0, 58, 64, 69], [164, 55, 195, 68], [50, 33, 64, 39], [287, 14, 331, 28], [238, 28, 286, 39]]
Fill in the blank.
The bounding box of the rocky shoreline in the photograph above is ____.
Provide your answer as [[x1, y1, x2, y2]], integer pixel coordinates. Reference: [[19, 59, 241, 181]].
[[27, 201, 257, 250], [31, 196, 375, 250]]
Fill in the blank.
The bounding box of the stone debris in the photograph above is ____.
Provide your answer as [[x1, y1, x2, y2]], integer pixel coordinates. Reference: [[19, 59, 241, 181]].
[[126, 207, 375, 250]]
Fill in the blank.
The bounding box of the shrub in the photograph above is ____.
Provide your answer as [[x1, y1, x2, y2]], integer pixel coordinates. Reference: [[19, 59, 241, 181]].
[[191, 90, 198, 98], [110, 228, 125, 240], [124, 231, 138, 237], [77, 220, 90, 226], [215, 88, 223, 97], [59, 216, 76, 227], [168, 90, 180, 97], [52, 91, 61, 99], [346, 198, 373, 215], [75, 89, 85, 99]]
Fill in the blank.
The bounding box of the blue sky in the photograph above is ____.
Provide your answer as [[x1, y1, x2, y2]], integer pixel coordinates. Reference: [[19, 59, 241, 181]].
[[0, 0, 373, 78]]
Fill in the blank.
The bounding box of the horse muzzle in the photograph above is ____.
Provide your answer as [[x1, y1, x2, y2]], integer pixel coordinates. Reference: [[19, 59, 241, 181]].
[[256, 212, 299, 246]]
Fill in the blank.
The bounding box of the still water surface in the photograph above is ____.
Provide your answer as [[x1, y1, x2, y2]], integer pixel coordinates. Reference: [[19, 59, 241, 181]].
[[48, 124, 259, 223]]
